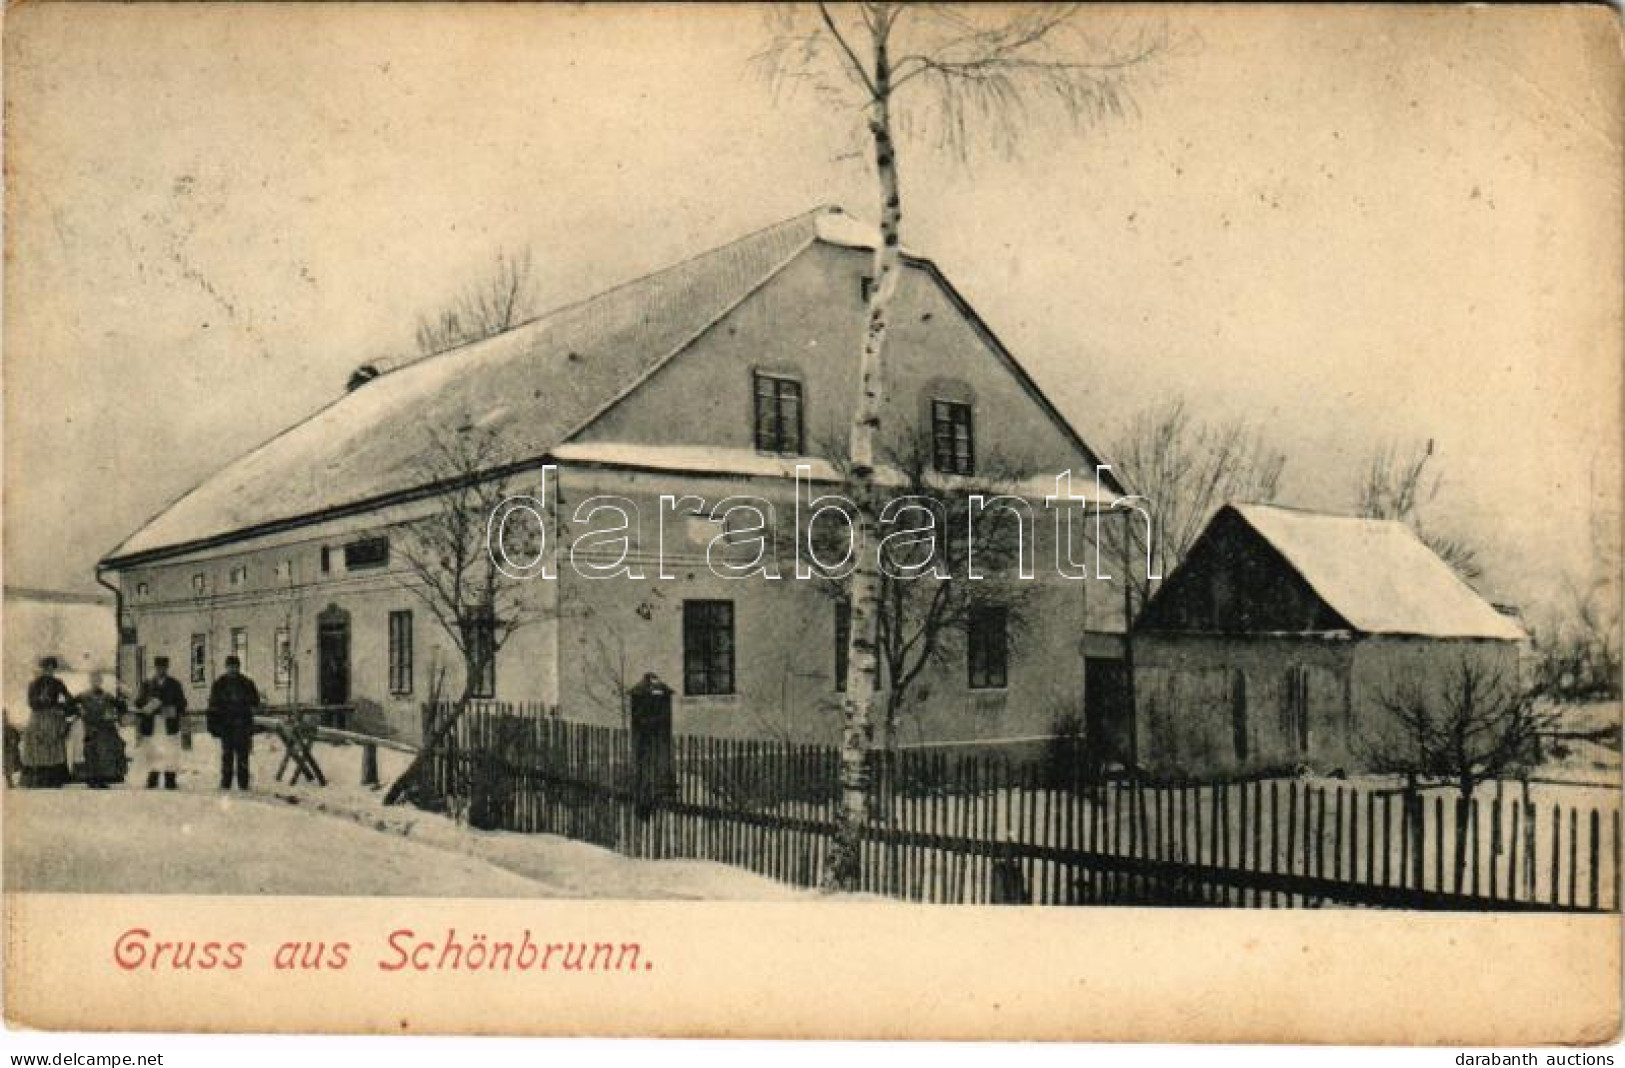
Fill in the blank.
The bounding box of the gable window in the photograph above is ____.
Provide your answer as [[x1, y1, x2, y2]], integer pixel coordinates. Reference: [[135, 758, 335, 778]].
[[274, 627, 292, 688], [388, 610, 414, 696], [753, 372, 803, 455], [462, 607, 496, 699], [191, 572, 208, 595], [344, 537, 390, 570], [135, 581, 150, 599], [966, 605, 1008, 690], [229, 564, 249, 588], [683, 600, 735, 696], [932, 399, 975, 475], [834, 600, 851, 693], [190, 634, 208, 685], [275, 559, 293, 582]]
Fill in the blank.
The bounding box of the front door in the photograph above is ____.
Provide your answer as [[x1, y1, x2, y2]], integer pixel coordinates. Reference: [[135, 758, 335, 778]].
[[317, 611, 350, 706]]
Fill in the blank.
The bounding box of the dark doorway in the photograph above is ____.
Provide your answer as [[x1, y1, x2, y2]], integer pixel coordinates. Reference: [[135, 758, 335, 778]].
[[317, 606, 350, 706], [1230, 670, 1249, 762], [1084, 657, 1131, 766]]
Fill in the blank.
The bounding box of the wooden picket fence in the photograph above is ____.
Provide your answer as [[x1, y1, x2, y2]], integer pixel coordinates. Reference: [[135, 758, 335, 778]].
[[423, 706, 1620, 911]]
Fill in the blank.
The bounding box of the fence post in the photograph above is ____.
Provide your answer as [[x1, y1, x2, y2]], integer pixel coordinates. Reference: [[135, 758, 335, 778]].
[[361, 743, 379, 788]]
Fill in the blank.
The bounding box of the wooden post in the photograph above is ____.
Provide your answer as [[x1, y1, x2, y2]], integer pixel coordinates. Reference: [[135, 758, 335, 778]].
[[361, 743, 379, 788]]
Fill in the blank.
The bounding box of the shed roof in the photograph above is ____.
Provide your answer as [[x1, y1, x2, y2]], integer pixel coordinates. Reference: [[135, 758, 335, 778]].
[[1227, 503, 1524, 641]]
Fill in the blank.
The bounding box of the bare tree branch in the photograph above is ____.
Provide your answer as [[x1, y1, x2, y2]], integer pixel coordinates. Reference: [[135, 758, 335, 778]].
[[414, 246, 537, 356]]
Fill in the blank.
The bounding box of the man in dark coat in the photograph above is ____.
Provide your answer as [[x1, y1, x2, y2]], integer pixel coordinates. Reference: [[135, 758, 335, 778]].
[[133, 656, 186, 789], [208, 655, 261, 791]]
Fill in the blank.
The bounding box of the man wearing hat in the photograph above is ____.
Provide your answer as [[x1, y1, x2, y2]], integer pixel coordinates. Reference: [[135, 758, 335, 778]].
[[207, 654, 261, 791], [133, 656, 187, 789]]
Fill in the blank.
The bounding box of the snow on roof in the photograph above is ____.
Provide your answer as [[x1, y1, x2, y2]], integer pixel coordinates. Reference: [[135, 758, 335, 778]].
[[1229, 503, 1525, 641], [553, 442, 1123, 504], [105, 207, 846, 563], [812, 209, 922, 258]]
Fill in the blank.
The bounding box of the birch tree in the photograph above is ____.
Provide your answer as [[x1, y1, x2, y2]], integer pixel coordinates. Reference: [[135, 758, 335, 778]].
[[757, 2, 1165, 890]]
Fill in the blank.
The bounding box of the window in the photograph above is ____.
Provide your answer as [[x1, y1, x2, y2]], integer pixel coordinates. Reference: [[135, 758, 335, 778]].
[[966, 605, 1008, 690], [463, 608, 495, 699], [274, 627, 292, 688], [228, 564, 248, 588], [320, 547, 332, 573], [134, 581, 150, 599], [274, 559, 293, 582], [834, 601, 850, 693], [860, 275, 874, 302], [388, 610, 414, 695], [344, 537, 390, 570], [191, 572, 207, 595], [190, 634, 207, 684], [683, 600, 735, 696], [932, 399, 975, 475], [230, 627, 247, 673], [753, 372, 803, 455]]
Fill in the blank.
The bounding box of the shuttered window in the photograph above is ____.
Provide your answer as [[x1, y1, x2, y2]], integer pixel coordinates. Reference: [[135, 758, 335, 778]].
[[683, 600, 735, 696]]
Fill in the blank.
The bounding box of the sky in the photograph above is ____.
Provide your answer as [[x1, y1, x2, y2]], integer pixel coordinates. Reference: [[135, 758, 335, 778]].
[[4, 4, 1620, 622]]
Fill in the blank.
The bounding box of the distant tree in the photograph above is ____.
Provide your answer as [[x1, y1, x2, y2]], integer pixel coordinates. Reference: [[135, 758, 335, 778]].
[[383, 425, 545, 807], [1104, 396, 1288, 619], [756, 2, 1166, 890], [1354, 438, 1482, 582], [1535, 484, 1622, 700], [414, 247, 537, 356]]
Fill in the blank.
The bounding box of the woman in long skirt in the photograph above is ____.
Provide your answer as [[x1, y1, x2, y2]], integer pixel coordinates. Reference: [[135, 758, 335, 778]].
[[20, 656, 75, 788], [74, 672, 128, 788]]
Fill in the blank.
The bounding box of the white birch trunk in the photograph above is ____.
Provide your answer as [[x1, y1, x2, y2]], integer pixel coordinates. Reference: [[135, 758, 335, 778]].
[[826, 29, 903, 891]]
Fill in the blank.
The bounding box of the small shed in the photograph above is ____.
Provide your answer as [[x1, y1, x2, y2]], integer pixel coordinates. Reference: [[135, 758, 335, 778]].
[[1129, 503, 1526, 778]]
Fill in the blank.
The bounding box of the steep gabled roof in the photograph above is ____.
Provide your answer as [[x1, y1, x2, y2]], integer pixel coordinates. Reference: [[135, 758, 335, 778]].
[[102, 206, 1115, 567], [1224, 503, 1524, 641]]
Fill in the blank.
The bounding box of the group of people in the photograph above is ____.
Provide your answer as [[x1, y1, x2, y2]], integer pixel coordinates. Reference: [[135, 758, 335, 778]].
[[8, 654, 265, 792]]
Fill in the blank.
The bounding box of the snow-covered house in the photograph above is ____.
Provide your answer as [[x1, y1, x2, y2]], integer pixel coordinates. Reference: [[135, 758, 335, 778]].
[[1129, 503, 1527, 778], [98, 207, 1123, 743]]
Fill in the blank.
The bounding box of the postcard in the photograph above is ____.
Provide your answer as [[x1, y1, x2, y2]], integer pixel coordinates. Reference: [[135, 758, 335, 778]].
[[4, 1, 1620, 1042]]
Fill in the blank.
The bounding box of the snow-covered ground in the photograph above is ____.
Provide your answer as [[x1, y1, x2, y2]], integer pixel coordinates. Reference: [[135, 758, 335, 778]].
[[2, 727, 818, 900], [3, 789, 556, 896]]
